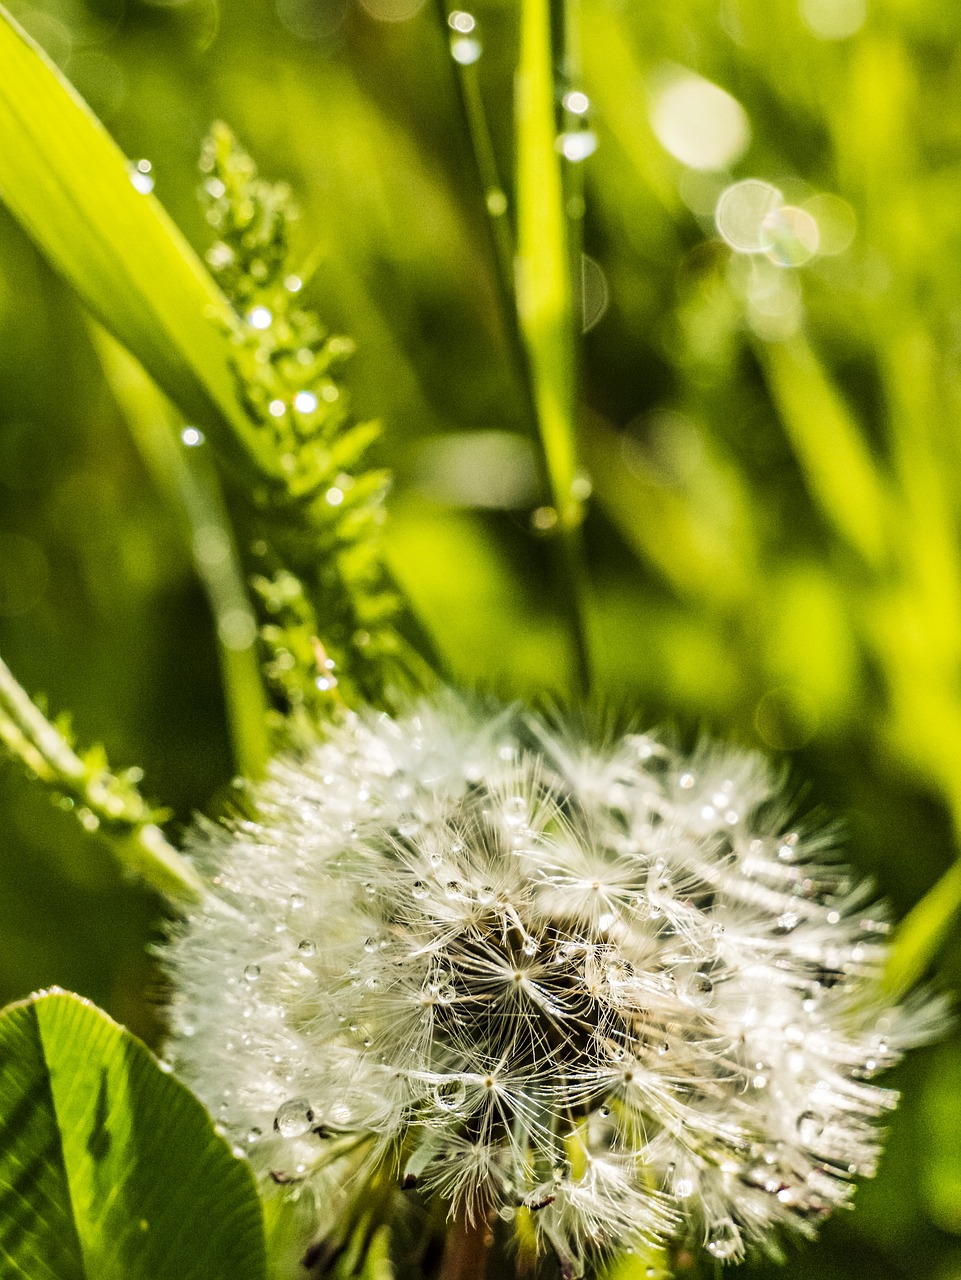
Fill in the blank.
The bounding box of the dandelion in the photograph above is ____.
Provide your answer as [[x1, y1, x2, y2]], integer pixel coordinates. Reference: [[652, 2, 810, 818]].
[[164, 695, 944, 1275]]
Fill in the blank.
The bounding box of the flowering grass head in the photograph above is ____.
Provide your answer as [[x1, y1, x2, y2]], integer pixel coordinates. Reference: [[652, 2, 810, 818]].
[[164, 695, 943, 1275]]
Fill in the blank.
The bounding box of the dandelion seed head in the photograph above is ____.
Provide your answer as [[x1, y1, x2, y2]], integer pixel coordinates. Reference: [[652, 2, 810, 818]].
[[164, 695, 944, 1272]]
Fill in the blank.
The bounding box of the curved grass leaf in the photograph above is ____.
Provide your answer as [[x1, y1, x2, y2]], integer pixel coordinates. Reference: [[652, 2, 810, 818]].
[[0, 989, 267, 1280], [0, 5, 270, 482]]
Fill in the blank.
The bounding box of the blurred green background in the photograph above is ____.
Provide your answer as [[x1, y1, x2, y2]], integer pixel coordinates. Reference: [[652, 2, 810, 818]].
[[2, 0, 961, 1275]]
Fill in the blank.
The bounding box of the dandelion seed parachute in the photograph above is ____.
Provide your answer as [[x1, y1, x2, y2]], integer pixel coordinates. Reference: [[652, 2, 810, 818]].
[[163, 694, 943, 1274]]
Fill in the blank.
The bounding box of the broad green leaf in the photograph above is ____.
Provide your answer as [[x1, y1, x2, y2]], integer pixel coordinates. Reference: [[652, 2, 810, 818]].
[[0, 6, 269, 482], [0, 989, 267, 1280]]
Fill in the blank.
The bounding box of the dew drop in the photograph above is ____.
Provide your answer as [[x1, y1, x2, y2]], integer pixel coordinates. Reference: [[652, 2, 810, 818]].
[[687, 972, 714, 1004], [451, 35, 481, 64], [557, 130, 598, 162], [273, 1097, 314, 1138], [244, 964, 261, 983], [504, 795, 527, 826], [247, 1127, 262, 1144], [522, 936, 539, 957], [412, 880, 429, 900], [293, 390, 318, 413], [433, 1079, 466, 1111], [247, 306, 273, 330], [289, 892, 306, 911], [128, 158, 154, 194], [298, 939, 316, 957], [563, 89, 590, 115], [706, 1219, 742, 1261], [797, 1110, 825, 1145], [486, 188, 508, 216]]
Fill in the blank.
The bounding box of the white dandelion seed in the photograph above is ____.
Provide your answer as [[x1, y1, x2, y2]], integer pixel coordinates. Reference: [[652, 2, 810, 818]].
[[163, 694, 944, 1274]]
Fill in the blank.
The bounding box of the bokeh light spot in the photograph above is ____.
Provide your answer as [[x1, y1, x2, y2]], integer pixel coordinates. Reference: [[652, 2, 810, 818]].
[[715, 179, 783, 253], [761, 205, 820, 267], [650, 70, 751, 171], [799, 0, 866, 41], [802, 193, 856, 255]]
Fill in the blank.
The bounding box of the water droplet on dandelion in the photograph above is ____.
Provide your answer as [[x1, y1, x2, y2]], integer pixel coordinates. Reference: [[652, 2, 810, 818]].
[[298, 939, 316, 957], [433, 1079, 466, 1111], [797, 1110, 825, 1145], [706, 1219, 742, 1260], [687, 972, 714, 1004], [504, 796, 527, 826], [244, 964, 261, 983], [274, 1097, 314, 1137]]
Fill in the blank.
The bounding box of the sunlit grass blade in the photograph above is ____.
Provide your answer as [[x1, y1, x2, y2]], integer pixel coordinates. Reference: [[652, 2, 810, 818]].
[[516, 0, 592, 692], [884, 858, 961, 997], [0, 990, 267, 1280], [93, 328, 270, 780], [0, 5, 271, 483], [759, 336, 891, 568]]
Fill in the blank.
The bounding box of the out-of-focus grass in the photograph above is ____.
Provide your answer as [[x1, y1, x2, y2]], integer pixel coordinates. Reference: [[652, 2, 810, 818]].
[[3, 0, 961, 1273]]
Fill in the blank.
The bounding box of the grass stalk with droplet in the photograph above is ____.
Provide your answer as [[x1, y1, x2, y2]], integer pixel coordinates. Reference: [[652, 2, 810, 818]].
[[0, 653, 201, 901]]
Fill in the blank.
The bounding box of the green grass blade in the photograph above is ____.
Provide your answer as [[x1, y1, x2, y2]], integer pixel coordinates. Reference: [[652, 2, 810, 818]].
[[0, 990, 267, 1279], [759, 336, 890, 568], [0, 5, 269, 482], [0, 652, 202, 901], [516, 0, 592, 692], [884, 858, 961, 997], [93, 328, 270, 780]]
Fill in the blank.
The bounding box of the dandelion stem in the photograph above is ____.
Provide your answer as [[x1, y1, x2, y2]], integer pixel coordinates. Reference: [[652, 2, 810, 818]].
[[0, 652, 202, 902], [438, 1214, 491, 1280]]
